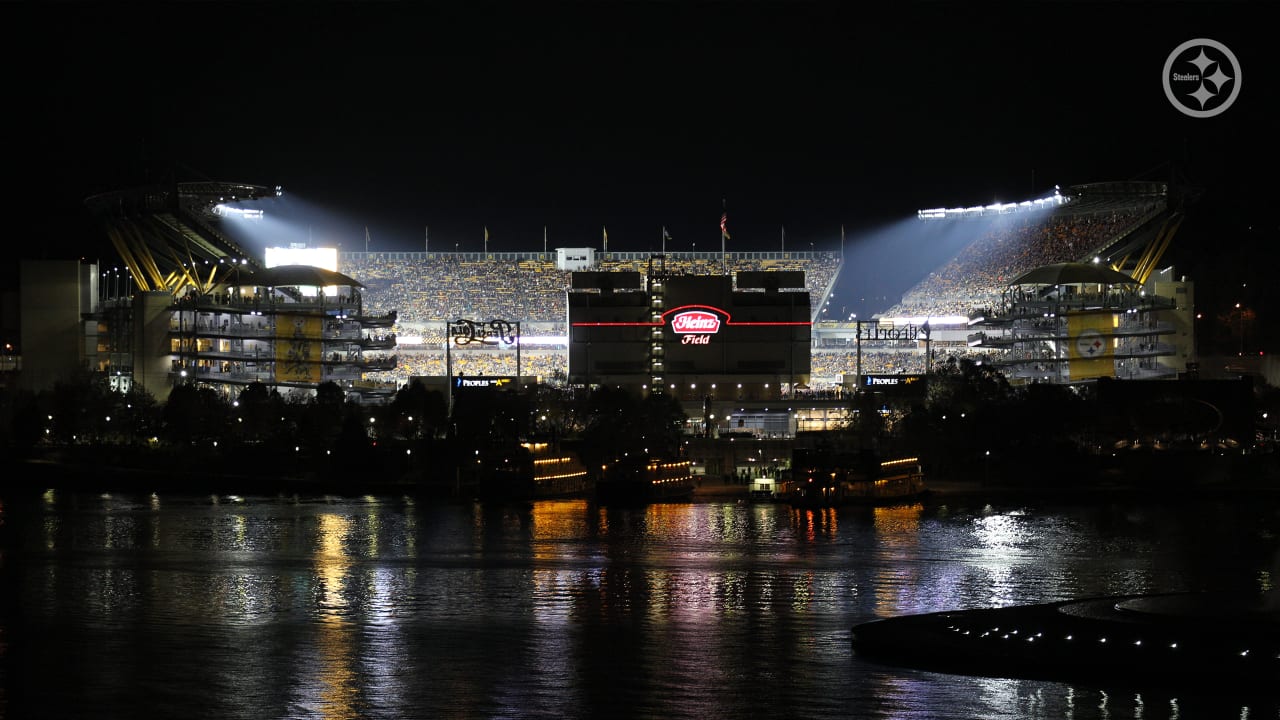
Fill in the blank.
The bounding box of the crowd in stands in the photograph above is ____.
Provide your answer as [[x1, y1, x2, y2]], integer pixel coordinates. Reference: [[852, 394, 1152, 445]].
[[882, 206, 1156, 320], [368, 348, 566, 384], [340, 251, 841, 388], [363, 344, 1000, 391], [346, 255, 570, 326], [339, 208, 1166, 390], [807, 346, 997, 383], [342, 251, 842, 336]]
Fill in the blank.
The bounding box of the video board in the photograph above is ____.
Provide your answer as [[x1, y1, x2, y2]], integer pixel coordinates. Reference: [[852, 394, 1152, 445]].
[[567, 274, 810, 382]]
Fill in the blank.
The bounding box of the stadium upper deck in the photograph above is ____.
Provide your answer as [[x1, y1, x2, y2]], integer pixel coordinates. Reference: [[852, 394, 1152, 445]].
[[340, 250, 842, 332], [882, 184, 1167, 322]]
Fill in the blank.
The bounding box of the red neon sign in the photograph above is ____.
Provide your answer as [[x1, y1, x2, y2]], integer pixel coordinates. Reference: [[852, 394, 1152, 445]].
[[571, 304, 810, 328], [671, 310, 721, 334]]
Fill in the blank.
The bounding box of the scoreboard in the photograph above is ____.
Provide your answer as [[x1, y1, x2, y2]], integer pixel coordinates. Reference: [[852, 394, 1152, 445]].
[[567, 273, 810, 384]]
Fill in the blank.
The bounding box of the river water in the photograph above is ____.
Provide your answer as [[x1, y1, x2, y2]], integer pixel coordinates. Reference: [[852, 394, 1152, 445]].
[[1, 485, 1278, 719]]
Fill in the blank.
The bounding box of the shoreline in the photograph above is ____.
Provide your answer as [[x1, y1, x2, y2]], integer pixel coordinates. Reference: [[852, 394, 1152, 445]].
[[6, 456, 1280, 506]]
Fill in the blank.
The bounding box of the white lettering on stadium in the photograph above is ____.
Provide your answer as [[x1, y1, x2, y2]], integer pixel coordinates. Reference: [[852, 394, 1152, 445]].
[[681, 334, 711, 345]]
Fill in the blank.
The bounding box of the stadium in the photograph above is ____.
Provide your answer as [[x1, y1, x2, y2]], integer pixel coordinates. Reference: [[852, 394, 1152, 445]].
[[14, 178, 1193, 461], [337, 181, 1188, 399]]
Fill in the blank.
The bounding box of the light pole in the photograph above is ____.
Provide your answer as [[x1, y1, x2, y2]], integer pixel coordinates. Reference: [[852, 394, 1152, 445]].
[[1236, 303, 1244, 355], [855, 318, 863, 392]]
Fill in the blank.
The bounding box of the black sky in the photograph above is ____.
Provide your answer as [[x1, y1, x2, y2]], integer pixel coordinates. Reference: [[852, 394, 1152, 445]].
[[4, 0, 1276, 317]]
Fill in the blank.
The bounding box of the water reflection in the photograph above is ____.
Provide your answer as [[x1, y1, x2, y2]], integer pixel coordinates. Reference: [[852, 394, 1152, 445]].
[[4, 491, 1280, 719]]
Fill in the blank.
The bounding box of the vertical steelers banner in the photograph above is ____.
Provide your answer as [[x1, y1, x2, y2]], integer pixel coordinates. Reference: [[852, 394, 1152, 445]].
[[1067, 313, 1115, 381], [276, 315, 323, 383]]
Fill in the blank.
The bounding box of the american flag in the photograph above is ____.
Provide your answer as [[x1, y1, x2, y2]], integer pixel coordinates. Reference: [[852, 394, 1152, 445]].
[[720, 212, 729, 239]]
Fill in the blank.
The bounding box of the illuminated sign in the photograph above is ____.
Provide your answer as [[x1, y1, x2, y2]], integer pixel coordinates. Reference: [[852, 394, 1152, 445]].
[[265, 246, 338, 271], [571, 305, 808, 329], [449, 318, 519, 346], [857, 322, 924, 341], [671, 310, 722, 334], [862, 374, 926, 392], [454, 376, 515, 388]]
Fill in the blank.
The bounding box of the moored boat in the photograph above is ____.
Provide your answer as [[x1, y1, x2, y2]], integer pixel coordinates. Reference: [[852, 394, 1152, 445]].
[[788, 450, 926, 508], [474, 441, 592, 502], [595, 456, 695, 504]]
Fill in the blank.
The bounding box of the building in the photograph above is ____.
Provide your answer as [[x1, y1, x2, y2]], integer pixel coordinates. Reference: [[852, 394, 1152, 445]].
[[965, 262, 1192, 384], [158, 265, 398, 402], [15, 181, 405, 403]]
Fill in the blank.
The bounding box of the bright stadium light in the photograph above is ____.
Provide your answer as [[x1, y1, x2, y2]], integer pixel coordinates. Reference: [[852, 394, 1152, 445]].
[[917, 188, 1067, 220], [214, 204, 264, 220]]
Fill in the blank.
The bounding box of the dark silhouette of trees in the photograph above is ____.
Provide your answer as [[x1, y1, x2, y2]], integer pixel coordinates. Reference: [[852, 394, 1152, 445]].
[[578, 387, 687, 469], [388, 380, 447, 440], [161, 384, 227, 445]]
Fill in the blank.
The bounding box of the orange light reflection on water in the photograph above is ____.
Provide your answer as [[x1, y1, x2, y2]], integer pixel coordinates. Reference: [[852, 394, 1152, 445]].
[[312, 513, 359, 720]]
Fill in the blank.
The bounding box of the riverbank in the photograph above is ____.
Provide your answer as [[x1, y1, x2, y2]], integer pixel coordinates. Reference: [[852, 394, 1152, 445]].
[[7, 454, 1280, 506]]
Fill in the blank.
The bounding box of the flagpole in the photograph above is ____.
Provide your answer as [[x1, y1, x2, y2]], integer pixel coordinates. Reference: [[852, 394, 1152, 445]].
[[544, 226, 547, 254], [365, 226, 370, 254], [720, 199, 728, 275], [661, 227, 666, 255], [781, 225, 785, 252], [425, 226, 429, 253]]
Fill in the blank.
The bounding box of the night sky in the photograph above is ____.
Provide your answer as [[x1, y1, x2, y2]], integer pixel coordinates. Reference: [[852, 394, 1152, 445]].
[[4, 0, 1276, 325]]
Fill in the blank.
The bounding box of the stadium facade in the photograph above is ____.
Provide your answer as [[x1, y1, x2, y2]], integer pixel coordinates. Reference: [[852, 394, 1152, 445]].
[[34, 182, 405, 403]]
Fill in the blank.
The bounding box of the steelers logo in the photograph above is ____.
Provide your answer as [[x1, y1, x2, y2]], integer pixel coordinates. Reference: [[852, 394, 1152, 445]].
[[1076, 330, 1105, 357], [1163, 38, 1241, 118]]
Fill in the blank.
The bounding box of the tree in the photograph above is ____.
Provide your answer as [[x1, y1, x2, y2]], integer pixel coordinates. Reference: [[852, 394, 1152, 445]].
[[389, 380, 447, 439], [579, 388, 687, 468], [162, 384, 228, 445]]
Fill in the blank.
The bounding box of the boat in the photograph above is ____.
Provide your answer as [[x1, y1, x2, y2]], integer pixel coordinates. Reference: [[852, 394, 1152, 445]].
[[747, 474, 791, 502], [595, 456, 695, 504], [788, 450, 926, 508], [473, 440, 592, 502]]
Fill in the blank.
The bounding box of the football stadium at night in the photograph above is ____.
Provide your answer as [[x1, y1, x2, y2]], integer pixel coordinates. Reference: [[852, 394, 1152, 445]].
[[13, 176, 1192, 452]]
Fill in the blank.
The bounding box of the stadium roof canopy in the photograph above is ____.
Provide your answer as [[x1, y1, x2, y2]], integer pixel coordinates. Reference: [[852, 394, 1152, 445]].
[[251, 265, 364, 289], [1008, 262, 1140, 286], [85, 181, 277, 296]]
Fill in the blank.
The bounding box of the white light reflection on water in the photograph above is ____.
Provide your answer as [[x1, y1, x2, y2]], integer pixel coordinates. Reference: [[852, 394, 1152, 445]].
[[971, 510, 1030, 607]]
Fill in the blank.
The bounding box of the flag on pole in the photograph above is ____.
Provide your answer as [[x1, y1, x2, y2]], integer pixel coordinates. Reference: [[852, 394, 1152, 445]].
[[602, 226, 608, 252], [720, 205, 728, 275]]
